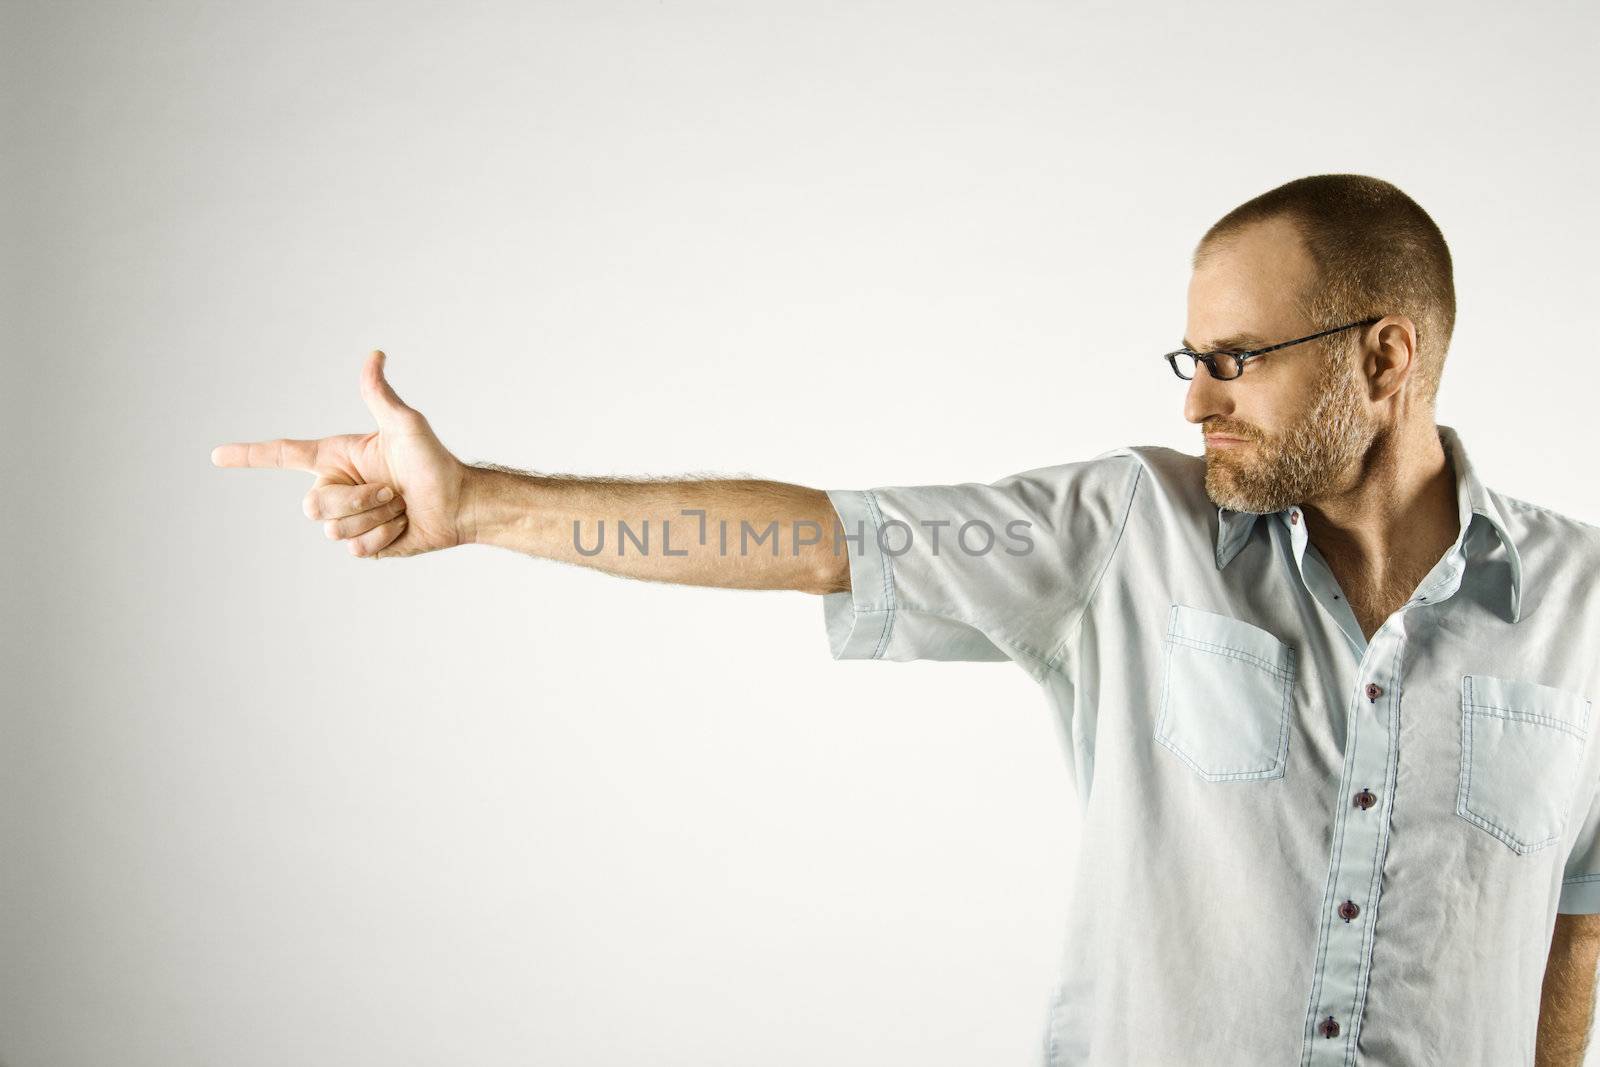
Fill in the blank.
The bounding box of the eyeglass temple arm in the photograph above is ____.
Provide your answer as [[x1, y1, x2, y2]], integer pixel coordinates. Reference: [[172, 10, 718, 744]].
[[1245, 317, 1382, 358]]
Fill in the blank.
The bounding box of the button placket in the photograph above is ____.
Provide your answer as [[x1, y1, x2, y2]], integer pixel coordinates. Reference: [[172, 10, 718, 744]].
[[1303, 641, 1398, 1063]]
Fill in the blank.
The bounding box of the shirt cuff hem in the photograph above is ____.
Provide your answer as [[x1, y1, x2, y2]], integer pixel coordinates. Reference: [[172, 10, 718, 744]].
[[821, 488, 893, 660], [1557, 876, 1600, 914]]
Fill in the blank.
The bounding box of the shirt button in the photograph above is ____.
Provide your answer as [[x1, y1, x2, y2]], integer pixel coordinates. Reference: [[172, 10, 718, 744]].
[[1338, 900, 1360, 922], [1365, 683, 1383, 701], [1289, 510, 1300, 525], [1354, 789, 1377, 810], [1319, 1015, 1340, 1038]]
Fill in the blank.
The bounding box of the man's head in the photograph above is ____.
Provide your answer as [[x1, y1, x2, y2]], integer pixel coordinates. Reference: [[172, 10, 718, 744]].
[[1182, 174, 1455, 514]]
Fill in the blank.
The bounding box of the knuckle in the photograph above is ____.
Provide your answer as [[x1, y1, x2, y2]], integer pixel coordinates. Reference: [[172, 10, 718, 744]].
[[302, 494, 320, 519]]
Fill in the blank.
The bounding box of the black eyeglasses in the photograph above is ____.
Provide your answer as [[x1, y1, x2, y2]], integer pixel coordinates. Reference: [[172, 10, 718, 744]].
[[1163, 317, 1382, 381]]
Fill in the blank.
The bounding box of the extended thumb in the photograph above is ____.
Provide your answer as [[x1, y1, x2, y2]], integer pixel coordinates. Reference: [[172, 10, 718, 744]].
[[360, 350, 412, 425]]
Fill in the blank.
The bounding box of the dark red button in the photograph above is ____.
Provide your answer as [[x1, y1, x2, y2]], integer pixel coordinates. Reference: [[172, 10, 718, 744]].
[[1338, 900, 1360, 921], [1289, 511, 1300, 525], [1354, 789, 1377, 810], [1365, 683, 1383, 701], [1319, 1016, 1340, 1038]]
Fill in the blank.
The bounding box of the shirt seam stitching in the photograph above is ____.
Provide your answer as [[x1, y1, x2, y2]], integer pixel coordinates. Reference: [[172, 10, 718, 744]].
[[861, 489, 897, 660], [1041, 459, 1143, 676], [870, 602, 1062, 673]]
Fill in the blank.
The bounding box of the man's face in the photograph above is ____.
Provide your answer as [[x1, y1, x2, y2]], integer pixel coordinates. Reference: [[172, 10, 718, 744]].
[[1183, 215, 1378, 514]]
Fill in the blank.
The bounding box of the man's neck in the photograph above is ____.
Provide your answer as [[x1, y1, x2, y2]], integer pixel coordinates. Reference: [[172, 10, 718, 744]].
[[1300, 421, 1460, 633]]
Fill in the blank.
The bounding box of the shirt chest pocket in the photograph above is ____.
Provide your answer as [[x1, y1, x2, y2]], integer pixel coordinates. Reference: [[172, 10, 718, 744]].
[[1457, 674, 1592, 855], [1153, 603, 1297, 782]]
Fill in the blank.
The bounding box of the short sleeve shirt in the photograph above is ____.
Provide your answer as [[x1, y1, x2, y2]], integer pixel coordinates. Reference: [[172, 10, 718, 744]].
[[820, 424, 1600, 1066]]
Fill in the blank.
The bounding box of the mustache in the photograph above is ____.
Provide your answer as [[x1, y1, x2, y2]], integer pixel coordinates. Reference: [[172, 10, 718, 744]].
[[1203, 423, 1261, 440]]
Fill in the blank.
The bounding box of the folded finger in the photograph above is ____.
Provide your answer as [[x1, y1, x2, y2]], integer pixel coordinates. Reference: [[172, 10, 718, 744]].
[[348, 513, 407, 558], [305, 481, 397, 521], [324, 497, 407, 540]]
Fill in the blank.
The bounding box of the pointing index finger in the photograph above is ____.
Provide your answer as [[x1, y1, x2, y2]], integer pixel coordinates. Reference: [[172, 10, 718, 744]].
[[210, 438, 323, 471]]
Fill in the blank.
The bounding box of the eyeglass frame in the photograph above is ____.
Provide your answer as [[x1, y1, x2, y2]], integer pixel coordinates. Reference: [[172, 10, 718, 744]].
[[1163, 316, 1383, 381]]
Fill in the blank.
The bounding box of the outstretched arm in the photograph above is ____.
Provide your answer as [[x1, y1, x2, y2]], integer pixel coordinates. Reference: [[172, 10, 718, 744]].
[[462, 465, 847, 594], [211, 350, 850, 596]]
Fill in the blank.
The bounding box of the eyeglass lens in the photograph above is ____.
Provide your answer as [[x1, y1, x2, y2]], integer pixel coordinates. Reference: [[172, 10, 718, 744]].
[[1172, 351, 1243, 380]]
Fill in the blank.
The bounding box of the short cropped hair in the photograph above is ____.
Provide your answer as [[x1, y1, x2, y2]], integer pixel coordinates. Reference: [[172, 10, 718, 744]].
[[1194, 174, 1455, 406]]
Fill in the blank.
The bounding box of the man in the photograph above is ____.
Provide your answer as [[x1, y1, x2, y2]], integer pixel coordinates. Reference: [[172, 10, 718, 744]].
[[213, 174, 1600, 1065]]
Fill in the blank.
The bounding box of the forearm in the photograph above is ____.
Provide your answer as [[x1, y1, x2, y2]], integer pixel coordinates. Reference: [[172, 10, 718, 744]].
[[1536, 936, 1600, 1067], [460, 462, 851, 594]]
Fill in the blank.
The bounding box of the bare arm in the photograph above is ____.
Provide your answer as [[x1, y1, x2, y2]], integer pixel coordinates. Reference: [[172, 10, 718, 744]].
[[211, 350, 851, 597], [462, 464, 850, 595], [1537, 913, 1600, 1067]]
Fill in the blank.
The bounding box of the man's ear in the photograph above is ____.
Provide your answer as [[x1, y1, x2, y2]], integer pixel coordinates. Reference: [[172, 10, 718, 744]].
[[1365, 316, 1419, 403]]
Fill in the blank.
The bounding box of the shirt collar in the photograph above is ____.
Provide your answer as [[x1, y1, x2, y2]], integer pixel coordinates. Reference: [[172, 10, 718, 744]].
[[1212, 423, 1523, 622]]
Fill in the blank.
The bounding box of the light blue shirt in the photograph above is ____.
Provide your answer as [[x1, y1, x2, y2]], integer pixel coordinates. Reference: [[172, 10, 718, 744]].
[[821, 424, 1600, 1066]]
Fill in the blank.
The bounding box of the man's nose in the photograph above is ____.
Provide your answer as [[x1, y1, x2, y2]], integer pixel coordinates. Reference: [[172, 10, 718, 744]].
[[1182, 368, 1233, 426]]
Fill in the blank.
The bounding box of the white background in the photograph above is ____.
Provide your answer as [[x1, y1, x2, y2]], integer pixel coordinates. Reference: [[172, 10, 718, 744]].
[[4, 2, 1598, 1064]]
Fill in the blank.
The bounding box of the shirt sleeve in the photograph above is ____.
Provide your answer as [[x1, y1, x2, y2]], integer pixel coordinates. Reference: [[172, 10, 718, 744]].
[[819, 450, 1142, 677], [1559, 784, 1600, 913]]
